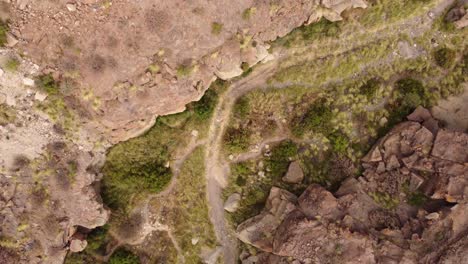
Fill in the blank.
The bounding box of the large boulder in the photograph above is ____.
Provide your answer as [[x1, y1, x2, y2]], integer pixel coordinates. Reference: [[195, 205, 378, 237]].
[[282, 161, 304, 184], [236, 187, 297, 252], [237, 108, 468, 262]]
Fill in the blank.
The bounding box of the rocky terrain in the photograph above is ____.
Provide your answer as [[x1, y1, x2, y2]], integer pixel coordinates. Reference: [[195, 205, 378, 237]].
[[0, 0, 467, 263], [237, 108, 468, 263], [7, 0, 366, 143]]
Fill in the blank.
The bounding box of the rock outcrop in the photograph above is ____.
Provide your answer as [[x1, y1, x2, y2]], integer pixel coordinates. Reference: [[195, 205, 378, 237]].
[[282, 161, 304, 184], [7, 0, 367, 143], [0, 56, 108, 264], [237, 108, 468, 263]]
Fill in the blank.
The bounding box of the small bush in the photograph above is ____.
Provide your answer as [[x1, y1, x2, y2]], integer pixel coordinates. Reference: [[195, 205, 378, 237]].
[[36, 74, 59, 95], [242, 7, 256, 20], [265, 140, 298, 179], [434, 47, 456, 69], [359, 78, 380, 99], [0, 104, 16, 126], [395, 78, 427, 108], [176, 64, 193, 77], [300, 18, 340, 41], [292, 98, 333, 136], [224, 127, 250, 153], [4, 58, 19, 72], [102, 131, 172, 212], [211, 22, 223, 35], [190, 89, 218, 121], [85, 225, 109, 254], [241, 62, 252, 77], [328, 132, 350, 154], [108, 248, 140, 264], [407, 191, 428, 207], [233, 96, 249, 119], [0, 20, 8, 47]]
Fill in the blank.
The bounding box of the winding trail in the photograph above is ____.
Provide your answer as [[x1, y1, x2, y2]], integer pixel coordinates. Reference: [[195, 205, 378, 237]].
[[204, 61, 279, 264], [202, 1, 456, 262]]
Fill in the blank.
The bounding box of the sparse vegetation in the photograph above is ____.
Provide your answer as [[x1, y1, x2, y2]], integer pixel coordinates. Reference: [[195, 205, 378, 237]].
[[168, 147, 217, 262], [369, 191, 399, 209], [242, 7, 256, 20], [176, 64, 194, 77], [211, 22, 223, 35], [36, 74, 59, 95], [4, 58, 19, 72], [0, 104, 16, 126]]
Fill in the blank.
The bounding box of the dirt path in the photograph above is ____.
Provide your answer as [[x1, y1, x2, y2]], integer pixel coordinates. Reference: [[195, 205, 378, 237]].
[[204, 61, 279, 264], [202, 1, 456, 262]]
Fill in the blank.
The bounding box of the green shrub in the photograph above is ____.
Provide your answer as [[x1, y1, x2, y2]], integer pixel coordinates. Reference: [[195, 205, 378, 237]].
[[211, 22, 223, 35], [0, 20, 7, 47], [36, 74, 59, 95], [190, 89, 218, 121], [407, 191, 428, 207], [240, 62, 252, 77], [102, 128, 172, 212], [328, 132, 350, 154], [395, 78, 427, 108], [4, 58, 19, 72], [108, 248, 140, 264], [233, 96, 249, 119], [176, 64, 193, 77], [85, 225, 109, 254], [224, 127, 250, 153], [0, 104, 16, 126], [299, 18, 340, 41], [242, 7, 256, 20], [359, 78, 380, 99], [265, 140, 298, 179], [434, 47, 456, 69], [292, 98, 333, 136], [64, 252, 95, 264]]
